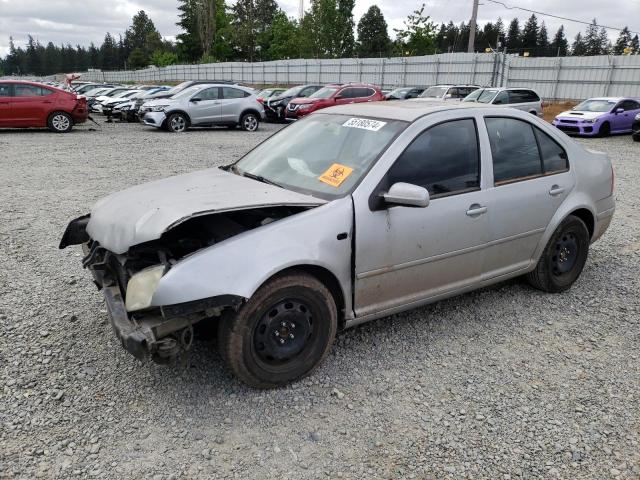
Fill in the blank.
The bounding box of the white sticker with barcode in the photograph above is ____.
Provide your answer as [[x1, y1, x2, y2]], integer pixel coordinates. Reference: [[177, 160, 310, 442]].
[[342, 118, 387, 131]]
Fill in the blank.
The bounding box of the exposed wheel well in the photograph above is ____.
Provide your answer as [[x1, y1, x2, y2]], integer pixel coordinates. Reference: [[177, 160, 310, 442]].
[[263, 265, 346, 327], [569, 208, 595, 240]]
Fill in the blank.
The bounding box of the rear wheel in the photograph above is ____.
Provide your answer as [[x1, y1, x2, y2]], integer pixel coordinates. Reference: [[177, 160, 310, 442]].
[[598, 121, 611, 137], [632, 132, 640, 142], [166, 113, 188, 133], [240, 112, 259, 132], [48, 112, 73, 133], [526, 215, 590, 293], [218, 273, 337, 388]]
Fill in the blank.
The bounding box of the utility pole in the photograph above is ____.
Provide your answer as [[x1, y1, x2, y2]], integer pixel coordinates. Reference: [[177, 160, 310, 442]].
[[467, 0, 479, 53]]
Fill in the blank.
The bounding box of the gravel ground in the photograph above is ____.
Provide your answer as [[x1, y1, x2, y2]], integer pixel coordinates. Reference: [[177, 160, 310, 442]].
[[1, 119, 638, 480]]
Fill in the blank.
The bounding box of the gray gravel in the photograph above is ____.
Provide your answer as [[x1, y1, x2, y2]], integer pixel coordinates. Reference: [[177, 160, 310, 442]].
[[1, 119, 639, 479]]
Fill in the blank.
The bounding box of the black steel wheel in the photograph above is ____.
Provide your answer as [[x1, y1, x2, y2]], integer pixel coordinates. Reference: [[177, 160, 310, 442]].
[[218, 272, 337, 388], [526, 215, 590, 293]]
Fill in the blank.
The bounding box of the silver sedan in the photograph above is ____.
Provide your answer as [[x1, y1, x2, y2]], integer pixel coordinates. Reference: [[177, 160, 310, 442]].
[[61, 102, 615, 388]]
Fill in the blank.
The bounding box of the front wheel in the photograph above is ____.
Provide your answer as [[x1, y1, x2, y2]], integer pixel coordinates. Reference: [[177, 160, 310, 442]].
[[633, 132, 640, 142], [48, 112, 73, 133], [166, 113, 188, 133], [598, 122, 611, 137], [218, 273, 337, 388], [240, 113, 259, 132], [526, 215, 590, 293]]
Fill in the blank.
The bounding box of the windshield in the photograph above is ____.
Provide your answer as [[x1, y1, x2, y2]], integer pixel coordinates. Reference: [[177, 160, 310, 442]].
[[389, 88, 411, 98], [112, 90, 133, 98], [462, 89, 484, 102], [85, 88, 106, 96], [420, 86, 449, 98], [165, 81, 192, 96], [574, 99, 617, 112], [257, 89, 273, 98], [234, 114, 406, 199], [279, 86, 303, 98], [474, 89, 499, 103], [310, 87, 338, 99], [171, 85, 203, 100]]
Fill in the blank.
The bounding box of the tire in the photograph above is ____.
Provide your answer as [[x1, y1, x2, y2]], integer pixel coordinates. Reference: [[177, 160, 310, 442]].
[[48, 112, 73, 133], [218, 272, 337, 388], [240, 112, 259, 132], [598, 121, 611, 138], [166, 113, 188, 133], [526, 215, 590, 293], [633, 132, 640, 142]]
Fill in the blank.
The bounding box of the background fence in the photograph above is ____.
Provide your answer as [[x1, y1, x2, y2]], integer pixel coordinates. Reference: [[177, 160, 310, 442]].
[[32, 53, 640, 101]]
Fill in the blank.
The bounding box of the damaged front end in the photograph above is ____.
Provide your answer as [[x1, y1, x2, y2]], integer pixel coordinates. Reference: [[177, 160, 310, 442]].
[[60, 206, 310, 363]]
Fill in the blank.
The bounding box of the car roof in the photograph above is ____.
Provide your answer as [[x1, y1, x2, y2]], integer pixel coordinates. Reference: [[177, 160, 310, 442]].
[[584, 97, 626, 102], [322, 100, 492, 122]]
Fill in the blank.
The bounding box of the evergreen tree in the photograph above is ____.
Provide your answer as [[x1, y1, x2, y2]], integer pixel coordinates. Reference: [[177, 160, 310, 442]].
[[42, 42, 60, 73], [583, 19, 603, 55], [521, 14, 538, 55], [506, 18, 521, 52], [176, 0, 203, 61], [124, 10, 163, 66], [100, 33, 118, 70], [536, 21, 550, 56], [88, 43, 100, 68], [613, 26, 632, 55], [336, 0, 355, 57], [598, 27, 611, 55], [572, 32, 587, 56], [551, 25, 569, 56], [265, 12, 300, 59], [356, 6, 391, 57], [631, 35, 640, 54], [26, 35, 42, 75]]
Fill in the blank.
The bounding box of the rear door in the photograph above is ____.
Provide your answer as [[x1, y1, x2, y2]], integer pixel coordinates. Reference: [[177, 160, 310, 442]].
[[188, 87, 220, 125], [11, 84, 54, 126], [481, 116, 574, 278], [335, 87, 357, 105], [219, 87, 249, 123], [0, 83, 12, 126]]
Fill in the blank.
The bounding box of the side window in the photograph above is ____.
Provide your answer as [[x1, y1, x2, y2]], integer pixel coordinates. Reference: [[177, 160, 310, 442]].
[[198, 88, 219, 101], [493, 90, 509, 105], [619, 100, 640, 111], [524, 90, 540, 102], [0, 84, 11, 97], [40, 88, 54, 96], [485, 117, 542, 184], [387, 119, 480, 197], [14, 84, 45, 97], [508, 90, 526, 103], [221, 87, 247, 99], [447, 87, 459, 98], [341, 88, 356, 99], [534, 127, 569, 174]]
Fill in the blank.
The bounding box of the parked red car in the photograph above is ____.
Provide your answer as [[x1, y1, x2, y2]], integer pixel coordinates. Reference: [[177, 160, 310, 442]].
[[285, 83, 384, 120], [0, 80, 88, 133]]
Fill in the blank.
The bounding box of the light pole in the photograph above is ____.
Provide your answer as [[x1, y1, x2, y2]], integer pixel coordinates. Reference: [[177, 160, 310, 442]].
[[467, 0, 479, 53]]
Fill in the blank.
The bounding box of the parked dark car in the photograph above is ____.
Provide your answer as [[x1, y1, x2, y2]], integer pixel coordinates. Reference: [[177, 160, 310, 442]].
[[286, 83, 384, 120], [264, 85, 323, 122], [385, 87, 425, 100], [0, 80, 88, 133]]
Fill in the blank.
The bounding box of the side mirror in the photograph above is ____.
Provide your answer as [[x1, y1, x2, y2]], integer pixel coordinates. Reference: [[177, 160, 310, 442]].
[[615, 107, 624, 114], [191, 97, 202, 102], [382, 182, 430, 208]]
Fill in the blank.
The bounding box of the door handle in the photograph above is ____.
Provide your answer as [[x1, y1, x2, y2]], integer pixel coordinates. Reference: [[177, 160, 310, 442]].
[[466, 204, 487, 216], [549, 185, 565, 196]]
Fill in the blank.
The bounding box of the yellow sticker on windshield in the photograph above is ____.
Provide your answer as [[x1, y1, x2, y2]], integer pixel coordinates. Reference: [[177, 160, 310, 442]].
[[318, 163, 354, 187]]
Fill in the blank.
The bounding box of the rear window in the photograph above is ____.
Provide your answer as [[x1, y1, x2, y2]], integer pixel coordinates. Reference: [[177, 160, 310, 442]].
[[222, 87, 249, 99], [509, 90, 540, 103]]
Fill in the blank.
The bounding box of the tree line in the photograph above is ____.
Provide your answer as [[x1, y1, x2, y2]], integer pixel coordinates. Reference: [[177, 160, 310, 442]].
[[1, 1, 638, 76]]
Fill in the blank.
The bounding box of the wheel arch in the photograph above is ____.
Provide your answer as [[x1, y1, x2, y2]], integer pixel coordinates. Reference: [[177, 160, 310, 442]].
[[569, 208, 595, 240], [258, 265, 347, 328], [240, 108, 261, 120], [47, 110, 74, 127], [164, 110, 192, 127]]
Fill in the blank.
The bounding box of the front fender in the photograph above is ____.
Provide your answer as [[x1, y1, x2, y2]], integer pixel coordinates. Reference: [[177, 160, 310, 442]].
[[150, 197, 354, 316]]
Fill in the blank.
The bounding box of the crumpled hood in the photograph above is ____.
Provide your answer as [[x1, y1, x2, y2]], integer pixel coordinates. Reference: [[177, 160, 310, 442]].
[[87, 168, 325, 254], [556, 110, 605, 121]]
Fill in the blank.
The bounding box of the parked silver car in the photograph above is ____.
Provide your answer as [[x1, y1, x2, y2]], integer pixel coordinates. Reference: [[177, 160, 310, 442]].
[[60, 102, 614, 388], [418, 84, 481, 101], [141, 84, 264, 132], [463, 87, 543, 116]]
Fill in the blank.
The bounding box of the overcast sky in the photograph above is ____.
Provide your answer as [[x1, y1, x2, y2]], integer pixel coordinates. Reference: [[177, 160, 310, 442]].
[[1, 0, 639, 57]]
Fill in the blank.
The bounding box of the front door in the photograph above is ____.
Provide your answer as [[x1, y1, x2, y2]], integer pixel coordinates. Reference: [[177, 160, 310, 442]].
[[481, 116, 574, 278], [353, 118, 489, 317], [611, 99, 640, 132], [188, 87, 221, 125]]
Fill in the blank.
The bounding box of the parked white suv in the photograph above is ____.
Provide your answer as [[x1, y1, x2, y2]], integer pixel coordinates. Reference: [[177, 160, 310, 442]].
[[463, 87, 543, 116], [418, 84, 481, 101], [142, 84, 265, 133]]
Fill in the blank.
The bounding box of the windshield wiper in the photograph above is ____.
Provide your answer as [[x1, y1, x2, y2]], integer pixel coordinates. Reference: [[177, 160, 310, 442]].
[[236, 168, 284, 189]]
